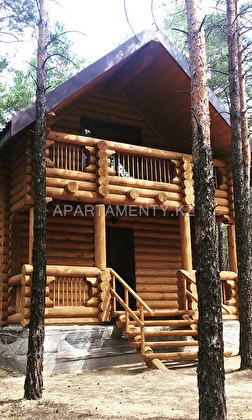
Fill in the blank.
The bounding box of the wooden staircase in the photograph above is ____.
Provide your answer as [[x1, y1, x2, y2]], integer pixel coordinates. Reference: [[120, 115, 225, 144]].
[[109, 268, 234, 370], [116, 309, 199, 370]]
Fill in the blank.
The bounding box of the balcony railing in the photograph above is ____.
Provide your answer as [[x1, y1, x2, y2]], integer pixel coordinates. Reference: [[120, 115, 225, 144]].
[[110, 152, 176, 183]]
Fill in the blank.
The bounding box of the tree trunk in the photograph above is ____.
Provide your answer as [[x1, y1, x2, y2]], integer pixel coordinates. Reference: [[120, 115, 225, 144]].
[[24, 0, 48, 399], [185, 1, 227, 419], [218, 224, 227, 271], [227, 0, 252, 370]]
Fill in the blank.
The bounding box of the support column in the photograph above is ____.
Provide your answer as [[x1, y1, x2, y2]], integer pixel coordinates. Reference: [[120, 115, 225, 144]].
[[94, 204, 106, 270], [179, 212, 193, 272], [227, 224, 238, 273]]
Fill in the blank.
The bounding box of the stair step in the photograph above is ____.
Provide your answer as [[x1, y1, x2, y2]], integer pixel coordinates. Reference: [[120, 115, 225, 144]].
[[113, 309, 196, 318], [143, 351, 199, 361], [131, 319, 197, 327], [126, 329, 198, 338], [131, 340, 198, 349], [142, 349, 233, 362]]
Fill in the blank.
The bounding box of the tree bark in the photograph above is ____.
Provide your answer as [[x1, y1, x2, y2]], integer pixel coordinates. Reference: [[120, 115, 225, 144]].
[[218, 224, 227, 271], [227, 0, 252, 370], [185, 1, 227, 419], [24, 0, 48, 399]]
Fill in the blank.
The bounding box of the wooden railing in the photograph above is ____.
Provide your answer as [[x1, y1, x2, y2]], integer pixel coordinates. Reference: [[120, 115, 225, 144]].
[[48, 142, 88, 171], [110, 152, 176, 183], [109, 268, 155, 355], [48, 276, 89, 307], [177, 269, 238, 316], [7, 265, 102, 325]]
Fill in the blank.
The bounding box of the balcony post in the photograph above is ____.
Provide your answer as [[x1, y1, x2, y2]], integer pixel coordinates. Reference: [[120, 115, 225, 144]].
[[179, 212, 193, 272], [94, 204, 106, 270]]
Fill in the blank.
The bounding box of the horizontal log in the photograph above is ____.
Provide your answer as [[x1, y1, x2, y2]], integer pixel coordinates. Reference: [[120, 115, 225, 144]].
[[46, 249, 94, 259], [220, 271, 237, 280], [8, 274, 22, 286], [135, 253, 181, 262], [134, 237, 180, 247], [136, 277, 177, 284], [22, 264, 101, 277], [143, 352, 198, 361], [47, 241, 94, 251], [214, 190, 229, 198], [134, 230, 180, 240], [138, 292, 178, 300], [215, 206, 231, 215], [47, 258, 94, 267], [7, 313, 22, 324], [46, 167, 97, 182], [45, 306, 100, 318], [141, 301, 179, 308], [215, 197, 230, 207], [107, 177, 179, 193], [136, 285, 178, 292], [46, 233, 94, 243], [47, 223, 94, 234], [47, 215, 94, 226], [46, 177, 97, 192], [134, 245, 181, 255], [85, 297, 99, 307], [44, 317, 100, 325], [136, 269, 178, 277]]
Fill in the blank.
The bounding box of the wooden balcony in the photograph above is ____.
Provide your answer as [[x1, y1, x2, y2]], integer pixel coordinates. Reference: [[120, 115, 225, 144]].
[[44, 131, 232, 216], [8, 130, 233, 218]]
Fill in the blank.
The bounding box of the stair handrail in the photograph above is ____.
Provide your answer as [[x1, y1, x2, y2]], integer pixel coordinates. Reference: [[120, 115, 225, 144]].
[[109, 268, 155, 355], [177, 269, 231, 314]]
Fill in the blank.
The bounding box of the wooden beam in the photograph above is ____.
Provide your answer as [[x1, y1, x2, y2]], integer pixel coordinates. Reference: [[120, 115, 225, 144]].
[[94, 204, 106, 270], [179, 212, 193, 271]]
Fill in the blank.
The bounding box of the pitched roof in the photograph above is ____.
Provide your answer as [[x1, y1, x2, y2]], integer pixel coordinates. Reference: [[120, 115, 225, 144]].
[[0, 27, 230, 156]]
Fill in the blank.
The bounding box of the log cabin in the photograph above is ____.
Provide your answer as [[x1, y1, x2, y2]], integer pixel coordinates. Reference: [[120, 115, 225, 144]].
[[0, 28, 240, 373]]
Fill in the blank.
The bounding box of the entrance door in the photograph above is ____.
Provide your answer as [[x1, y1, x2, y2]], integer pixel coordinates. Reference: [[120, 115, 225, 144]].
[[106, 227, 136, 310]]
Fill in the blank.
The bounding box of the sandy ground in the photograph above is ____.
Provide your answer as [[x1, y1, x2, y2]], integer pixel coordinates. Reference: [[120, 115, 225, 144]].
[[0, 355, 251, 420]]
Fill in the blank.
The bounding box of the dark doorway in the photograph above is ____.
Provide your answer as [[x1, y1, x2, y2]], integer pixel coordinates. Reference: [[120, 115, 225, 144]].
[[106, 227, 136, 310]]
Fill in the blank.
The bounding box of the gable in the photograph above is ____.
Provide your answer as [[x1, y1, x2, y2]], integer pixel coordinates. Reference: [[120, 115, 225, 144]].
[[0, 28, 231, 159]]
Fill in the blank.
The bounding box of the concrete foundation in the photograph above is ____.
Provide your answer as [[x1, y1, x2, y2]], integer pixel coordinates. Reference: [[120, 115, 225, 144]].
[[0, 324, 139, 374], [0, 321, 240, 374]]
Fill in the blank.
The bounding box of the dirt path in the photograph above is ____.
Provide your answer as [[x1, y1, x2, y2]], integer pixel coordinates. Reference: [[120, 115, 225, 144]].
[[0, 356, 251, 419]]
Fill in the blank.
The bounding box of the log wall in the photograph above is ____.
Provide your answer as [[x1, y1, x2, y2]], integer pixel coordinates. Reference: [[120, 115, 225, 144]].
[[50, 89, 166, 150], [9, 137, 33, 214], [107, 214, 181, 310], [46, 203, 95, 267], [0, 153, 11, 325]]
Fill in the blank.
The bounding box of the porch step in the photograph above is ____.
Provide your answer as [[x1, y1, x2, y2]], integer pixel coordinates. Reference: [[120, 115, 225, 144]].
[[141, 351, 199, 361], [126, 329, 198, 338], [130, 319, 197, 327], [131, 340, 198, 349], [114, 309, 196, 318], [141, 349, 233, 362]]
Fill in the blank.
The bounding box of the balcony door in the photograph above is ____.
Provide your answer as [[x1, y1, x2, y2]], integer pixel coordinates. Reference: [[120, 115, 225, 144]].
[[106, 226, 136, 310], [81, 118, 142, 145]]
